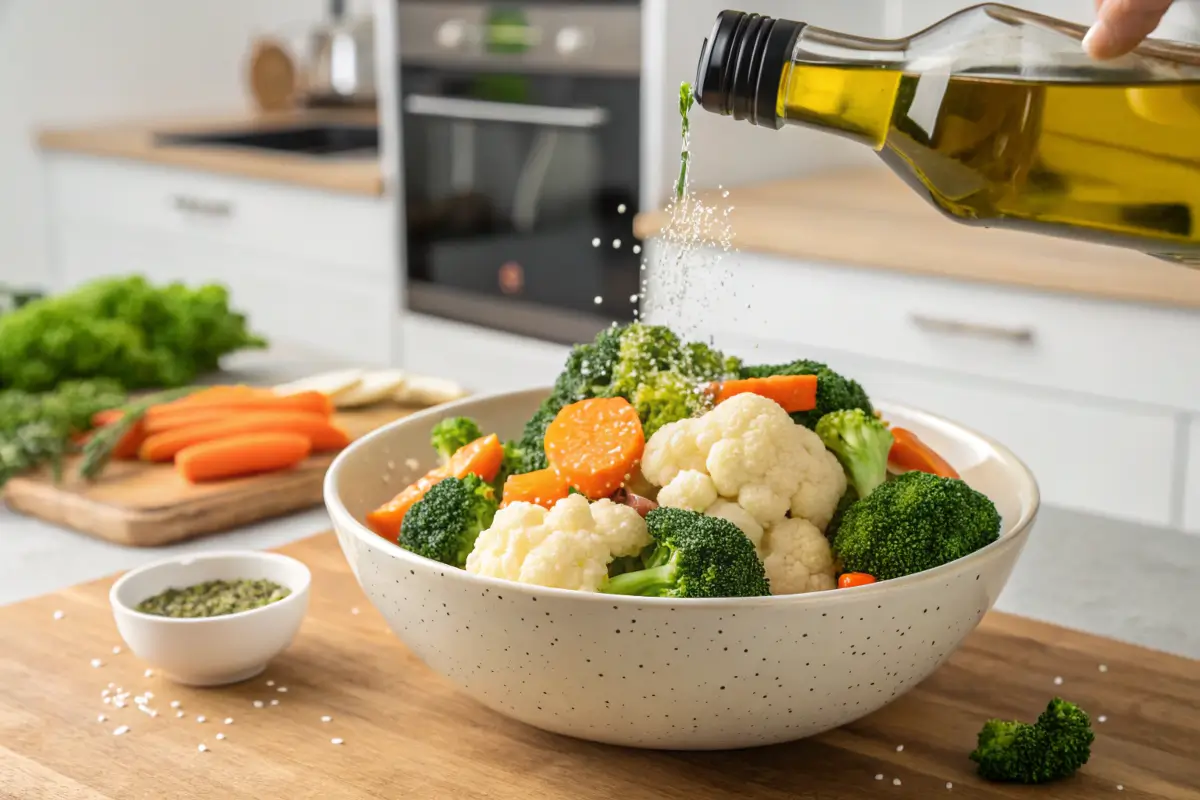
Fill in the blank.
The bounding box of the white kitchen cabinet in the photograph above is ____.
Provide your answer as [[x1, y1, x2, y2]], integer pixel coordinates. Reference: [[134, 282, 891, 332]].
[[1182, 419, 1200, 534], [644, 242, 1194, 529], [44, 153, 396, 365]]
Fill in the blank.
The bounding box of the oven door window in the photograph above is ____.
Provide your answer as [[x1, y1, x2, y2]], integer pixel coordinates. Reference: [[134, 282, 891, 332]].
[[402, 70, 641, 343]]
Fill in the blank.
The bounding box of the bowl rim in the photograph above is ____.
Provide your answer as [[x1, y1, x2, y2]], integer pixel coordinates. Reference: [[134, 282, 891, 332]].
[[324, 387, 1041, 607], [109, 550, 312, 624]]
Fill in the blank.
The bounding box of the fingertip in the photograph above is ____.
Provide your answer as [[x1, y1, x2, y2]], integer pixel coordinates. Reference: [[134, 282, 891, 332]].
[[1082, 19, 1118, 60]]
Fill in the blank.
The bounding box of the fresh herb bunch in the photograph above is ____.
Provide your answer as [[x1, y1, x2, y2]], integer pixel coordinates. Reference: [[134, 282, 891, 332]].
[[0, 275, 267, 392], [0, 379, 128, 486]]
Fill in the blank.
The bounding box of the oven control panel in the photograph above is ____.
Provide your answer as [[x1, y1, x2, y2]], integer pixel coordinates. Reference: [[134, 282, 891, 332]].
[[398, 2, 642, 76]]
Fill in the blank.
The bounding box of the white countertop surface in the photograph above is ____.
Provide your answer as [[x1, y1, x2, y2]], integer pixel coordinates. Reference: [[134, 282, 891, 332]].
[[2, 347, 1198, 661]]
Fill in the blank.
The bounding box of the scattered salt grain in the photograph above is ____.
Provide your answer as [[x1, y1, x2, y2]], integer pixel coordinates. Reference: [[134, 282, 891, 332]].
[[1098, 715, 1108, 723], [632, 245, 642, 255], [1099, 664, 1108, 673], [113, 725, 130, 736], [224, 717, 233, 725], [351, 607, 360, 615], [321, 715, 332, 723], [138, 705, 157, 717], [103, 697, 112, 705], [216, 733, 226, 740], [253, 700, 264, 708], [612, 239, 622, 249], [144, 691, 153, 699], [331, 738, 344, 745], [722, 190, 730, 198], [271, 699, 280, 706], [176, 711, 185, 718], [277, 686, 288, 693], [97, 714, 107, 723], [875, 775, 883, 781], [946, 782, 953, 789], [893, 778, 902, 786], [101, 689, 110, 698], [107, 682, 115, 689], [1117, 785, 1124, 791], [266, 680, 275, 687], [90, 658, 103, 668], [896, 744, 904, 752], [112, 646, 121, 655], [591, 238, 601, 247], [196, 715, 206, 723], [629, 294, 639, 303], [170, 701, 181, 709], [197, 744, 208, 753], [53, 610, 64, 620], [144, 669, 154, 678], [1053, 676, 1063, 686], [617, 204, 627, 214], [593, 296, 602, 305], [134, 695, 147, 705]]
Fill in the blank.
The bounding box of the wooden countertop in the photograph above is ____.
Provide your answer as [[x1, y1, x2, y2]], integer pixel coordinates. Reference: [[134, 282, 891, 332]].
[[2, 531, 1197, 799], [37, 109, 384, 197], [635, 167, 1200, 312]]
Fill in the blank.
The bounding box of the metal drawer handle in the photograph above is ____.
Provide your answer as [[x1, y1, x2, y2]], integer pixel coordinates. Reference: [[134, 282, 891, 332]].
[[172, 195, 234, 218], [405, 94, 608, 129], [910, 313, 1035, 344]]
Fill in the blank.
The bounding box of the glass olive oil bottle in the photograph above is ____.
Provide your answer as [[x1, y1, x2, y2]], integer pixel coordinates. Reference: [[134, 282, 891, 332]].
[[693, 4, 1200, 264]]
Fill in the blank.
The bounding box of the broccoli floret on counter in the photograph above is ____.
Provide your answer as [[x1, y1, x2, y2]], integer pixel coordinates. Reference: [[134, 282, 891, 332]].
[[516, 324, 740, 473], [816, 409, 894, 499], [601, 507, 770, 598], [832, 470, 1000, 581], [971, 698, 1095, 784], [430, 416, 484, 464], [399, 474, 498, 568], [740, 359, 872, 430]]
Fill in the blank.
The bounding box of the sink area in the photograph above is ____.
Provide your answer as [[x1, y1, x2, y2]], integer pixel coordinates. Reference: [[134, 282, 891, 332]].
[[156, 124, 378, 158]]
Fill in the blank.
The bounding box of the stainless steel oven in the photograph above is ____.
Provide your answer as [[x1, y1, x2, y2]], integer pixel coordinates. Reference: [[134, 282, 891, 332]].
[[397, 1, 642, 344]]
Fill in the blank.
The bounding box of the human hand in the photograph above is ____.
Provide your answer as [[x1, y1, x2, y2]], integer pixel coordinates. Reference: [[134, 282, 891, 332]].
[[1083, 0, 1175, 59]]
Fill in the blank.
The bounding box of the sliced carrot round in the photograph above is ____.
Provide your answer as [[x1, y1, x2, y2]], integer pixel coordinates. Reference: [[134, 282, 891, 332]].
[[502, 468, 570, 509], [888, 428, 960, 480], [544, 397, 645, 500], [838, 572, 877, 589]]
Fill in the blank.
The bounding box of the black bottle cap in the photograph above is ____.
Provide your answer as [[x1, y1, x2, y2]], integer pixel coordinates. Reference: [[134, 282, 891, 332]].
[[694, 10, 804, 129]]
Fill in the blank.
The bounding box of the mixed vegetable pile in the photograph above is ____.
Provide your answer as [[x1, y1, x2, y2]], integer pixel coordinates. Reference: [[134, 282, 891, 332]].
[[365, 323, 1003, 598]]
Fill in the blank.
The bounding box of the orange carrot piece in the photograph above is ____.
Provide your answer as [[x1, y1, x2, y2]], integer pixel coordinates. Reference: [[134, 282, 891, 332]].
[[501, 468, 570, 509], [366, 466, 450, 540], [888, 428, 960, 480], [91, 409, 125, 428], [112, 419, 147, 460], [143, 408, 237, 435], [175, 433, 312, 484], [365, 433, 506, 540], [544, 397, 645, 500], [145, 390, 333, 421], [710, 375, 819, 413], [838, 572, 877, 589], [139, 411, 348, 462]]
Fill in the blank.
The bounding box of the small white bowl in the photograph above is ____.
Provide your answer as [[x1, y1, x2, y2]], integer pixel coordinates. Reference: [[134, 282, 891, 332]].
[[110, 551, 311, 687]]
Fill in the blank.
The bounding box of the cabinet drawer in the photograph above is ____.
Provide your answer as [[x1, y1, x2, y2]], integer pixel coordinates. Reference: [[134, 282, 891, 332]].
[[56, 219, 395, 366], [46, 154, 390, 275], [704, 333, 1179, 527], [644, 244, 1200, 413]]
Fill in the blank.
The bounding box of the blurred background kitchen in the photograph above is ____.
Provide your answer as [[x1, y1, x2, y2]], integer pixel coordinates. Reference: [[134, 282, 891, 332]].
[[4, 0, 1200, 656]]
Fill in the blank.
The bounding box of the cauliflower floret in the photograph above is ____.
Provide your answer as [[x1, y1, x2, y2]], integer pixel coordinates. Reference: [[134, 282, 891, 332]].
[[643, 392, 843, 530], [465, 494, 650, 591], [657, 469, 718, 511], [705, 498, 765, 550], [760, 517, 837, 595]]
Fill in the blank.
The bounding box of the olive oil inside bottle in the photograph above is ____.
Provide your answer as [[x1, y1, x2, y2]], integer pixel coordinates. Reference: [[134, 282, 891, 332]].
[[779, 62, 1200, 260]]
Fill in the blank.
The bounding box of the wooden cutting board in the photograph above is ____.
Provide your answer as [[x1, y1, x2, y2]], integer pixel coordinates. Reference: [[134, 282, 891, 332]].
[[1, 406, 416, 547], [1, 532, 1196, 800]]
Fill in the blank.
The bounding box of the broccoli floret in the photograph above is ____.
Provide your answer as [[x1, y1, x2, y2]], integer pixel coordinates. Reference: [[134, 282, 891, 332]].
[[601, 507, 770, 598], [832, 470, 1000, 581], [816, 409, 894, 499], [430, 416, 483, 464], [399, 474, 499, 568], [516, 324, 740, 472], [740, 359, 872, 430], [971, 698, 1094, 784]]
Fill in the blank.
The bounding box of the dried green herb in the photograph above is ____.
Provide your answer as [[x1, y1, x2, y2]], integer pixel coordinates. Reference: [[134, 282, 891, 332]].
[[675, 81, 696, 200], [136, 578, 292, 618]]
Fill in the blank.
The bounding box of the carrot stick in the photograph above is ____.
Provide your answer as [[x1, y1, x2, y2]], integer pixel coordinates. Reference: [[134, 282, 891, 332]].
[[91, 409, 125, 428], [143, 408, 236, 435], [145, 390, 333, 421], [112, 419, 147, 460], [544, 397, 645, 500], [175, 433, 312, 484], [366, 433, 506, 540], [710, 375, 819, 413], [888, 428, 960, 480], [139, 411, 349, 462], [501, 468, 570, 509]]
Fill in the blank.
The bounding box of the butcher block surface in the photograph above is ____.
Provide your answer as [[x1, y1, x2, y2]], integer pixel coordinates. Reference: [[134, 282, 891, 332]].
[[1, 532, 1196, 799], [2, 406, 415, 547]]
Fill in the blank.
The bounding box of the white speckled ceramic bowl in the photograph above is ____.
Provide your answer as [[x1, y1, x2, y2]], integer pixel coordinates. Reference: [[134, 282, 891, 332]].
[[325, 388, 1038, 750]]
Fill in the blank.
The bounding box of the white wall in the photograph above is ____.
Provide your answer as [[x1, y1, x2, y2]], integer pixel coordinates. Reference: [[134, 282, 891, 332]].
[[900, 0, 1200, 36], [643, 0, 890, 208], [0, 0, 372, 290]]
